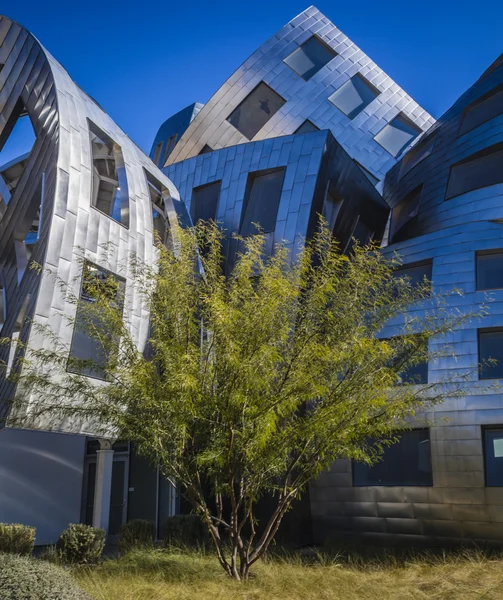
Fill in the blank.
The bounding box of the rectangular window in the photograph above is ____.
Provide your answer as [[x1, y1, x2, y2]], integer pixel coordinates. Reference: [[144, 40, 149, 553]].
[[479, 328, 503, 380], [68, 263, 125, 380], [389, 185, 423, 243], [399, 132, 436, 179], [328, 73, 380, 120], [374, 114, 422, 158], [459, 84, 503, 137], [191, 181, 221, 225], [445, 144, 503, 200], [153, 142, 163, 166], [344, 216, 374, 254], [484, 427, 503, 486], [227, 82, 286, 140], [295, 120, 319, 134], [283, 36, 337, 81], [353, 429, 432, 486], [240, 168, 285, 236], [322, 184, 343, 233], [163, 134, 178, 163], [393, 260, 432, 289], [89, 121, 129, 227], [477, 250, 503, 290]]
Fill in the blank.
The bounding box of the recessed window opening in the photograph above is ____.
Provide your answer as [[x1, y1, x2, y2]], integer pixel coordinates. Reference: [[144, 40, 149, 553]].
[[328, 73, 380, 120], [295, 120, 319, 134], [5, 294, 31, 377], [321, 182, 343, 234], [191, 181, 222, 225], [89, 121, 129, 227], [389, 185, 423, 243], [240, 167, 286, 236], [344, 215, 374, 254], [445, 143, 503, 200], [399, 132, 436, 179], [477, 250, 503, 290], [353, 429, 432, 486], [479, 328, 503, 380], [163, 135, 178, 164], [283, 36, 337, 81], [68, 262, 125, 380], [227, 82, 286, 140], [152, 142, 163, 166], [144, 169, 172, 248], [374, 114, 422, 157], [459, 84, 503, 137], [484, 427, 503, 486]]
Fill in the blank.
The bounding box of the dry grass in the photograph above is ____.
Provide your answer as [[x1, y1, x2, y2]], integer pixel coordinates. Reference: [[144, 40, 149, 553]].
[[76, 548, 503, 600]]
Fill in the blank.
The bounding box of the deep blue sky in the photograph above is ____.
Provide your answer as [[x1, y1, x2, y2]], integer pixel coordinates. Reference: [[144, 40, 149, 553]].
[[1, 0, 501, 165]]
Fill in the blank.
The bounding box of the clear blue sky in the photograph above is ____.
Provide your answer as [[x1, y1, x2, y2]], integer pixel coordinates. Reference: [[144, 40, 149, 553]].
[[0, 0, 501, 165]]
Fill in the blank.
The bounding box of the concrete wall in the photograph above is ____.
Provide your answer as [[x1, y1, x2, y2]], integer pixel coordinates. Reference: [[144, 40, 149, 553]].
[[0, 428, 85, 545]]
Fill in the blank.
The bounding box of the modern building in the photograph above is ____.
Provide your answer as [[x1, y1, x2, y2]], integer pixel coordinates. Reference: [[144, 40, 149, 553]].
[[0, 6, 502, 548]]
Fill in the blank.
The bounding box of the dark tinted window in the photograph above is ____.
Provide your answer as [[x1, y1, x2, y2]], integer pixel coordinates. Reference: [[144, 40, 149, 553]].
[[390, 185, 423, 243], [153, 142, 163, 165], [446, 144, 503, 200], [374, 114, 422, 157], [354, 429, 432, 486], [240, 168, 285, 236], [484, 428, 503, 486], [322, 185, 343, 233], [227, 83, 286, 140], [328, 73, 380, 120], [295, 120, 319, 134], [191, 181, 221, 224], [479, 329, 503, 380], [399, 132, 436, 179], [477, 251, 503, 290], [399, 356, 429, 384], [68, 263, 125, 380], [459, 84, 503, 137], [163, 134, 178, 163], [283, 36, 337, 81], [345, 217, 373, 254], [393, 260, 432, 289]]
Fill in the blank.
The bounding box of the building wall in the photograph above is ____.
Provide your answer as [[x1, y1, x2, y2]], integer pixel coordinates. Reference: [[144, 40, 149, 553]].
[[310, 56, 503, 546], [0, 428, 85, 545]]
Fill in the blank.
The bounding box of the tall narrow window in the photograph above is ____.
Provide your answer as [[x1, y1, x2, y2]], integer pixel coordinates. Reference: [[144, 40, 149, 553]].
[[14, 176, 44, 284], [353, 429, 432, 486], [445, 143, 503, 200], [389, 185, 423, 243], [191, 181, 221, 225], [5, 295, 31, 377], [283, 36, 337, 81], [68, 263, 125, 380], [374, 114, 422, 157], [152, 142, 163, 166], [399, 132, 436, 179], [459, 84, 503, 137], [344, 216, 374, 254], [144, 169, 171, 248], [328, 74, 380, 120], [479, 328, 503, 380], [163, 134, 178, 163], [477, 250, 503, 290], [240, 168, 286, 236], [227, 83, 286, 140], [322, 183, 343, 233], [89, 121, 129, 227], [484, 427, 503, 486]]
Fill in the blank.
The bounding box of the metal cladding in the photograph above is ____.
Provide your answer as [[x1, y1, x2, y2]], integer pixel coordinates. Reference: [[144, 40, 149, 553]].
[[0, 15, 182, 433], [310, 54, 503, 545], [162, 6, 434, 183]]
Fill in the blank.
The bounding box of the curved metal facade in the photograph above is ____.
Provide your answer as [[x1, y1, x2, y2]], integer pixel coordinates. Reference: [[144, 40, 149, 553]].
[[162, 6, 435, 183], [310, 55, 503, 546]]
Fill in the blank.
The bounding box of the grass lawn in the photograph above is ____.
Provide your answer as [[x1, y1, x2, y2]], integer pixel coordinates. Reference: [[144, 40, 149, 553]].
[[76, 548, 503, 600]]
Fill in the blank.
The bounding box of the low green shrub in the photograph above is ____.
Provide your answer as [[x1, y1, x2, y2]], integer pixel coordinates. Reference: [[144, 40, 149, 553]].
[[117, 519, 155, 554], [163, 514, 209, 549], [57, 523, 105, 566], [0, 553, 91, 599], [0, 523, 35, 556]]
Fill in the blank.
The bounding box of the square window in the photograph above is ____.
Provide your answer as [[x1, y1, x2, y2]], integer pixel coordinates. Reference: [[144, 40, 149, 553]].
[[374, 114, 422, 158], [479, 329, 503, 380], [191, 181, 222, 225], [353, 429, 432, 486], [477, 251, 503, 290], [240, 168, 285, 236], [328, 73, 380, 120], [484, 427, 503, 486], [295, 120, 319, 134], [283, 36, 337, 81], [445, 144, 503, 200], [227, 82, 286, 140]]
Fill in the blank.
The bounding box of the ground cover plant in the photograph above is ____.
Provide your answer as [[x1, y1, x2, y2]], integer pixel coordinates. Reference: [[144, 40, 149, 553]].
[[7, 221, 482, 580]]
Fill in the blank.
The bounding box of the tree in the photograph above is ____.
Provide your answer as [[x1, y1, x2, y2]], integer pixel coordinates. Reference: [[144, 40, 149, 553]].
[[4, 222, 480, 580]]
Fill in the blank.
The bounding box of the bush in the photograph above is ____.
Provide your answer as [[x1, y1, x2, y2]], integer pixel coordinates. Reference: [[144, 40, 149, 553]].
[[163, 514, 209, 549], [117, 519, 155, 554], [0, 523, 35, 556], [56, 523, 105, 566], [0, 553, 91, 599]]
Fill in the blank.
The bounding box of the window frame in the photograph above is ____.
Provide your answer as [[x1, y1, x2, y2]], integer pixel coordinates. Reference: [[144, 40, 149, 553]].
[[458, 83, 503, 138], [478, 327, 503, 381], [190, 180, 222, 226], [483, 426, 503, 487], [283, 35, 337, 82], [239, 167, 286, 237], [399, 131, 437, 180], [373, 113, 422, 158], [476, 249, 503, 291], [328, 73, 380, 120]]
